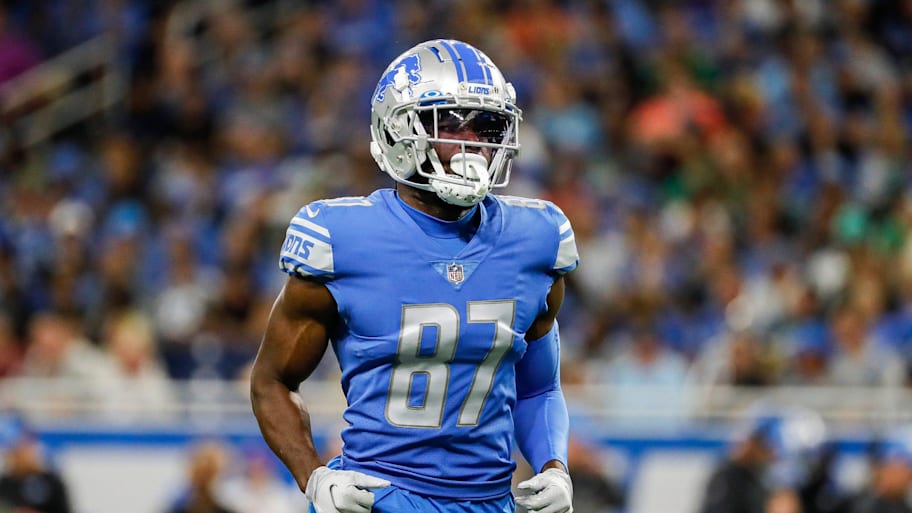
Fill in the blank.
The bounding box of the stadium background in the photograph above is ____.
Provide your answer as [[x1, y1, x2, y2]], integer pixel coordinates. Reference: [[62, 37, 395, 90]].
[[1, 0, 912, 512]]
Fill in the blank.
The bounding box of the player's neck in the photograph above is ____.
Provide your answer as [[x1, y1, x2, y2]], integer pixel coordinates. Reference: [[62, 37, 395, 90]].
[[396, 184, 475, 222]]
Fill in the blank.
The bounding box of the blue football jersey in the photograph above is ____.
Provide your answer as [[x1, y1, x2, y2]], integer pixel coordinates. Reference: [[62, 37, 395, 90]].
[[279, 189, 578, 500]]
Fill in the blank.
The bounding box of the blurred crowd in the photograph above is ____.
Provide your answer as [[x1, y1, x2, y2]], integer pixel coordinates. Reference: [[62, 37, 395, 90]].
[[1, 1, 912, 512], [0, 0, 912, 413]]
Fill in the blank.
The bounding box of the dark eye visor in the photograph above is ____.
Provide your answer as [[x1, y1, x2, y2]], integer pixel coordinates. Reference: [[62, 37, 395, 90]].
[[418, 108, 511, 143]]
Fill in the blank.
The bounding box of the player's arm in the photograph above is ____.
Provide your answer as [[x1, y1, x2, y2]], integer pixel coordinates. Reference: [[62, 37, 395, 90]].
[[249, 275, 335, 491], [517, 276, 569, 472], [514, 276, 574, 513], [251, 276, 389, 513]]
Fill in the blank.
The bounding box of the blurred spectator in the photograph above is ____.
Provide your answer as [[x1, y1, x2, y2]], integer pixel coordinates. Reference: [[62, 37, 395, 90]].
[[96, 309, 177, 422], [166, 440, 238, 513], [701, 406, 831, 513], [847, 439, 912, 513], [153, 226, 216, 350], [566, 436, 625, 513], [218, 444, 295, 513], [698, 416, 781, 513], [0, 426, 71, 513], [691, 329, 774, 387], [42, 198, 96, 319], [628, 57, 727, 149], [20, 313, 89, 378], [776, 287, 832, 386], [826, 306, 904, 388], [597, 321, 690, 386], [588, 317, 693, 425], [795, 442, 855, 513], [18, 312, 109, 413]]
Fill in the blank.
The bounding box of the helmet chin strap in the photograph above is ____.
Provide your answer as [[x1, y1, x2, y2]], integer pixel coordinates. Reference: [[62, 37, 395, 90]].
[[430, 153, 491, 207]]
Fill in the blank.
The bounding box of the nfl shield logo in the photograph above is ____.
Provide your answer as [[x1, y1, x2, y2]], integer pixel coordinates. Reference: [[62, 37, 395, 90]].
[[446, 263, 465, 284]]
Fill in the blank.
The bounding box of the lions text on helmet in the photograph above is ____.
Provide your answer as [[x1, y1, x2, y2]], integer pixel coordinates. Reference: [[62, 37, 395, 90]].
[[369, 39, 522, 207]]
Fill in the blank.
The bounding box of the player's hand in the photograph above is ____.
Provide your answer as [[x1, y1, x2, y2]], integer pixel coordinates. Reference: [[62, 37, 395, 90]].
[[305, 466, 391, 513], [515, 468, 573, 513]]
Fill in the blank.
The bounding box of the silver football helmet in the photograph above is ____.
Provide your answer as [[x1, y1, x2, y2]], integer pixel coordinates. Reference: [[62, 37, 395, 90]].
[[370, 39, 521, 207]]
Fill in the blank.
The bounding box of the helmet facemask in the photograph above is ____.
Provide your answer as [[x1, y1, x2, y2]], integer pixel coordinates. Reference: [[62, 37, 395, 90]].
[[416, 106, 519, 206]]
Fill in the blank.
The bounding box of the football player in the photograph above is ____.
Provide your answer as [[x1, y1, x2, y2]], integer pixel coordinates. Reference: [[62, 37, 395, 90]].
[[250, 39, 577, 513]]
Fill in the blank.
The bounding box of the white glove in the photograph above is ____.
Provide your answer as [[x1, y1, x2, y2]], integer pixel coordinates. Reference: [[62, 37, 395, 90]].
[[515, 468, 573, 513], [305, 466, 391, 513]]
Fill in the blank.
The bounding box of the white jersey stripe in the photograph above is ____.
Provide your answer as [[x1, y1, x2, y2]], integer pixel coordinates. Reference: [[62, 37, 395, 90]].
[[555, 234, 578, 271], [291, 216, 331, 239], [558, 220, 571, 236]]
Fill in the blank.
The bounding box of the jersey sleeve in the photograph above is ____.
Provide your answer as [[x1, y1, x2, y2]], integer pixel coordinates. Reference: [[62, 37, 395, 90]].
[[278, 201, 336, 281], [545, 202, 579, 275]]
